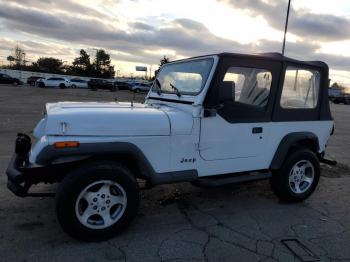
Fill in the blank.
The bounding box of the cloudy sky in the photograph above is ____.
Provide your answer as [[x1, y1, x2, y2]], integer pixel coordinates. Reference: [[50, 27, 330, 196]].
[[0, 0, 349, 83]]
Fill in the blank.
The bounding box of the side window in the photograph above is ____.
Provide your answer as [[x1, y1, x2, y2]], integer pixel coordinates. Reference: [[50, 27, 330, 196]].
[[280, 67, 320, 109], [223, 67, 272, 108]]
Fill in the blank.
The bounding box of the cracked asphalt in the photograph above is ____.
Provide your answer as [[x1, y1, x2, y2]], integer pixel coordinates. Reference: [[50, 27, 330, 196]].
[[1, 85, 350, 262]]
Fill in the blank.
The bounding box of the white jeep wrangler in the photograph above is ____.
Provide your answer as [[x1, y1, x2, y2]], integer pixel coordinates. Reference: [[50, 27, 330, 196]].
[[7, 53, 335, 241]]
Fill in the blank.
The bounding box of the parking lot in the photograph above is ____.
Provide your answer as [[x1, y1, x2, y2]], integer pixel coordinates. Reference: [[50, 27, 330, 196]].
[[1, 84, 350, 261]]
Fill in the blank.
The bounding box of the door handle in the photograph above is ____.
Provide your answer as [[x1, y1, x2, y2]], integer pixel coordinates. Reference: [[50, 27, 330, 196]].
[[252, 127, 263, 134]]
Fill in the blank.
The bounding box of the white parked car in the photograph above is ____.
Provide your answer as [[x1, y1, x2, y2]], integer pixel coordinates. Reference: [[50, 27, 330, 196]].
[[37, 77, 70, 89], [130, 82, 151, 92], [70, 78, 88, 89], [6, 52, 335, 241]]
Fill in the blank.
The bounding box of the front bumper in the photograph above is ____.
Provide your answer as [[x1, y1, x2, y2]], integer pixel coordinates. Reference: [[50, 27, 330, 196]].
[[6, 154, 28, 196], [6, 134, 70, 197], [6, 153, 59, 197]]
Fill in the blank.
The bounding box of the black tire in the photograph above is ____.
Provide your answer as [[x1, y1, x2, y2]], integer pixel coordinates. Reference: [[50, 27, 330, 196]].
[[59, 83, 66, 89], [38, 82, 45, 88], [134, 88, 140, 93], [55, 160, 140, 241], [71, 84, 77, 89], [345, 99, 350, 105], [333, 99, 339, 104], [270, 148, 320, 203]]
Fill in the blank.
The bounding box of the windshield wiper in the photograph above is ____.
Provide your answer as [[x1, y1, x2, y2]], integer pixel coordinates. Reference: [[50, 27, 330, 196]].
[[170, 83, 181, 97], [154, 79, 162, 95]]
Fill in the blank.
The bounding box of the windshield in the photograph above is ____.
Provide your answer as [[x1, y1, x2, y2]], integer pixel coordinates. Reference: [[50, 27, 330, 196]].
[[152, 58, 214, 95]]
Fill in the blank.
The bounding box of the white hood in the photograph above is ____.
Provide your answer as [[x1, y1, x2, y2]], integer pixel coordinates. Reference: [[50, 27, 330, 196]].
[[36, 102, 171, 137], [34, 101, 194, 137]]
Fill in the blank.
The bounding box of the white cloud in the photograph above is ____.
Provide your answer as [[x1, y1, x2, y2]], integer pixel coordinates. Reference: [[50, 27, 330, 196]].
[[0, 0, 349, 83]]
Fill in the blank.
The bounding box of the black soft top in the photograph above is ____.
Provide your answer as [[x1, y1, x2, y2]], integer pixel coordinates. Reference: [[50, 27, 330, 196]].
[[219, 52, 328, 69], [177, 52, 328, 70]]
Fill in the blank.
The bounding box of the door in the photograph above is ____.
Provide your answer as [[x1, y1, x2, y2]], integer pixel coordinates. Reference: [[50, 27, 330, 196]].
[[46, 78, 56, 87], [200, 58, 280, 163]]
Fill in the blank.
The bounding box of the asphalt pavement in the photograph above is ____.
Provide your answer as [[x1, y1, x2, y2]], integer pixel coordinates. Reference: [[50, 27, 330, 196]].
[[0, 84, 350, 262]]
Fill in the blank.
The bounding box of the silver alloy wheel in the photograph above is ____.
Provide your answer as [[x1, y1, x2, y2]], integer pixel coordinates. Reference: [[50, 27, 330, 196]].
[[75, 180, 127, 229], [288, 160, 315, 194]]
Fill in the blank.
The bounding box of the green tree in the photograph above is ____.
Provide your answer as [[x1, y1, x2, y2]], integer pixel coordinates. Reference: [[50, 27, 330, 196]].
[[7, 55, 15, 66], [5, 45, 26, 69], [71, 49, 92, 76], [14, 45, 26, 69], [32, 57, 64, 74], [154, 55, 170, 77], [331, 82, 342, 89], [92, 49, 115, 78]]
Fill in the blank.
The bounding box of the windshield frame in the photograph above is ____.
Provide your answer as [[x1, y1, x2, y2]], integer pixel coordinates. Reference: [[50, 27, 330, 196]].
[[150, 57, 215, 97]]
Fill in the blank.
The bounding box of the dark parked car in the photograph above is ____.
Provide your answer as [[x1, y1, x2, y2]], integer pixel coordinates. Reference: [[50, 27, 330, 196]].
[[0, 73, 23, 85], [27, 76, 44, 86], [114, 81, 131, 90], [88, 79, 116, 91]]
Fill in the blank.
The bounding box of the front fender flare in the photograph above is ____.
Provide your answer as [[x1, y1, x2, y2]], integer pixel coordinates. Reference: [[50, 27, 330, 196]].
[[36, 141, 156, 180]]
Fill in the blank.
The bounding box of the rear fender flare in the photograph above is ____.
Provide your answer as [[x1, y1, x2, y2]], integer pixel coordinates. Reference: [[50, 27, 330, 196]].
[[270, 132, 319, 170]]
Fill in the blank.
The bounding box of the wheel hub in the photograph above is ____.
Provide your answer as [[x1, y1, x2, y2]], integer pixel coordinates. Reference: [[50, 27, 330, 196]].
[[289, 160, 314, 194], [90, 193, 112, 212], [75, 180, 127, 229]]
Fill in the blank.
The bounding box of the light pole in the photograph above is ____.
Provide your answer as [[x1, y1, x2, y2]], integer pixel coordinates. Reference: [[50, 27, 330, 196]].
[[282, 0, 291, 56]]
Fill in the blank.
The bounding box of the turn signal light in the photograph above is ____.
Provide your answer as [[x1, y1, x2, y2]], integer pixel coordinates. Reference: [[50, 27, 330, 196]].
[[54, 141, 80, 149]]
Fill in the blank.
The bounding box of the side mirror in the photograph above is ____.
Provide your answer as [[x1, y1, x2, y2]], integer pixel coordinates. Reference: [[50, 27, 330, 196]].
[[219, 81, 235, 103], [203, 81, 235, 117]]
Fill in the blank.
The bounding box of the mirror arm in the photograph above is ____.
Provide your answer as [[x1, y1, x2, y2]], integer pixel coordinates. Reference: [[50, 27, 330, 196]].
[[203, 102, 224, 117]]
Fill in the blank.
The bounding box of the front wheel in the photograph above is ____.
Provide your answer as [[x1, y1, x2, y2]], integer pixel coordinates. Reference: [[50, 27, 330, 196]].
[[270, 149, 320, 203], [55, 161, 140, 241], [59, 83, 66, 89]]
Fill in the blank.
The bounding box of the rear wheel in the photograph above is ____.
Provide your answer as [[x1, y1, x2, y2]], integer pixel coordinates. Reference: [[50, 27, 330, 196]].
[[71, 84, 77, 89], [270, 149, 320, 202], [38, 82, 45, 88], [59, 83, 66, 89], [56, 161, 140, 241]]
